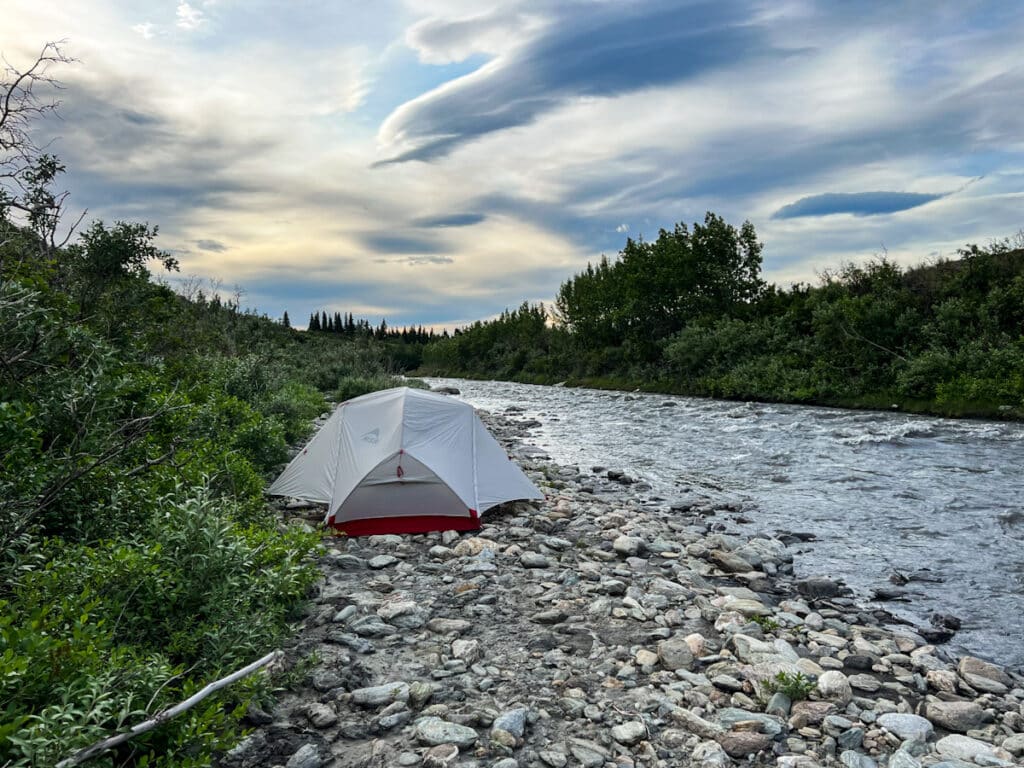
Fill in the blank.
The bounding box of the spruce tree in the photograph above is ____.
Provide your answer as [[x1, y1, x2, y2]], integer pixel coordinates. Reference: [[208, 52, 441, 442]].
[[283, 310, 291, 328]]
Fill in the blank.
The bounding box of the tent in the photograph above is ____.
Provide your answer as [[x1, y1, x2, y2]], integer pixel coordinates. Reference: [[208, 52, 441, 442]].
[[268, 387, 543, 536]]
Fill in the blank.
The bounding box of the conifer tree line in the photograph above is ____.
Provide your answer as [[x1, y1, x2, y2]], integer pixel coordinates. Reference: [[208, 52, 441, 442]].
[[302, 308, 442, 343]]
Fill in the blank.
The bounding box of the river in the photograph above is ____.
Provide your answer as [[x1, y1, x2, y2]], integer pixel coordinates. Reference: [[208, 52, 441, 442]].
[[427, 377, 1024, 670]]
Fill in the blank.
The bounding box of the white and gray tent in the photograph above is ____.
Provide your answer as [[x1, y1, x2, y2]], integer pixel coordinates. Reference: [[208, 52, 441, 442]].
[[268, 387, 543, 535]]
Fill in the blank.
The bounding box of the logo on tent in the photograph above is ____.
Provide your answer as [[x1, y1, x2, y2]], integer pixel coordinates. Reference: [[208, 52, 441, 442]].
[[362, 428, 380, 444]]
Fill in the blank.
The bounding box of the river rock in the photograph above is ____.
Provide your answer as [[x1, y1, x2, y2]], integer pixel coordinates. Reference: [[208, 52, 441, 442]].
[[520, 552, 551, 568], [709, 549, 754, 573], [669, 707, 724, 739], [426, 618, 472, 635], [691, 740, 731, 768], [935, 734, 1011, 763], [848, 673, 881, 692], [367, 555, 398, 569], [796, 576, 841, 599], [613, 536, 644, 557], [716, 708, 785, 737], [716, 730, 773, 757], [492, 707, 529, 739], [816, 670, 853, 703], [451, 638, 481, 664], [730, 634, 799, 664], [452, 537, 498, 557], [414, 717, 479, 748], [877, 713, 934, 742], [790, 701, 836, 726], [887, 751, 922, 768], [925, 700, 988, 732], [1002, 733, 1024, 756], [421, 743, 459, 768], [611, 720, 646, 745], [766, 692, 792, 718], [285, 744, 322, 768], [959, 655, 1012, 691], [351, 681, 410, 707], [657, 637, 694, 670], [306, 703, 337, 728], [839, 750, 876, 768], [568, 738, 609, 767]]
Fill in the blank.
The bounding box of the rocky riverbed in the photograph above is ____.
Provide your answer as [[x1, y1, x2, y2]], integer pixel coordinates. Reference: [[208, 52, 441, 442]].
[[219, 406, 1024, 768]]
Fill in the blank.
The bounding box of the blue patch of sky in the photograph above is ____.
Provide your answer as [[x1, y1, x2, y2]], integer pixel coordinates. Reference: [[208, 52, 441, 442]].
[[356, 48, 491, 127], [772, 191, 946, 220]]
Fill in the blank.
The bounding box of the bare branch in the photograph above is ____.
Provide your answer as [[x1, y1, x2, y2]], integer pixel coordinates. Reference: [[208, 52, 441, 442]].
[[54, 651, 283, 768]]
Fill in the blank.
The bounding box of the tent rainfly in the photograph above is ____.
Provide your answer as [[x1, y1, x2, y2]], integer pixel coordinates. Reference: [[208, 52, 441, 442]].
[[268, 387, 543, 536]]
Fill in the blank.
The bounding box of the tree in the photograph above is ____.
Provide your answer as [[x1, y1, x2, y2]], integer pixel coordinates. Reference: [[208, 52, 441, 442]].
[[555, 213, 765, 360], [1, 42, 82, 268], [282, 311, 290, 328]]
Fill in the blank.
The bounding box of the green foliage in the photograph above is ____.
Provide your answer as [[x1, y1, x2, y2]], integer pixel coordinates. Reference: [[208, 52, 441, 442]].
[[751, 615, 780, 632], [555, 213, 764, 358], [420, 230, 1024, 420], [0, 47, 415, 766], [764, 671, 816, 702], [334, 373, 418, 403]]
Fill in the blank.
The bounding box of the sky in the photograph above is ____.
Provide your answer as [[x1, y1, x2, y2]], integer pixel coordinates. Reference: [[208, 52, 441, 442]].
[[4, 1, 1024, 329]]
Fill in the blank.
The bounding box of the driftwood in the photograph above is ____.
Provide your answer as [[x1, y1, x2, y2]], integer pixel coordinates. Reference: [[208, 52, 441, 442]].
[[55, 650, 282, 768]]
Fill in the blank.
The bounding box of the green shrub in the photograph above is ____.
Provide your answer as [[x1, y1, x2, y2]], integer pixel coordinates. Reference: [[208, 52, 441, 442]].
[[333, 373, 407, 402], [764, 671, 816, 701]]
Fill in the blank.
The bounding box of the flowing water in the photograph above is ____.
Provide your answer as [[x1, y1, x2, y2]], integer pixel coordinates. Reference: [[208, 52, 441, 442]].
[[428, 378, 1024, 670]]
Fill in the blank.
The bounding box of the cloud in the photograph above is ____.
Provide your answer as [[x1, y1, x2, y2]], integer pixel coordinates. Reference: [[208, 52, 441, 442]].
[[379, 0, 776, 162], [412, 212, 485, 228], [374, 254, 455, 265], [358, 232, 447, 254], [195, 238, 228, 252], [405, 9, 542, 65], [176, 3, 205, 31], [615, 223, 629, 233], [132, 22, 155, 39], [772, 191, 949, 219]]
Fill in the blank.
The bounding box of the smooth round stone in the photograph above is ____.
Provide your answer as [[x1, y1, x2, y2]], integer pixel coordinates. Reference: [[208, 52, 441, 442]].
[[925, 700, 988, 733], [817, 670, 853, 703], [848, 674, 881, 692], [877, 713, 934, 742], [936, 734, 1008, 763], [368, 554, 398, 569], [520, 552, 551, 568], [611, 720, 646, 745], [414, 717, 479, 748]]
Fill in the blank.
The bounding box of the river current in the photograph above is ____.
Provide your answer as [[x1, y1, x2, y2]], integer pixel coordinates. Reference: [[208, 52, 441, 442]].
[[427, 378, 1024, 670]]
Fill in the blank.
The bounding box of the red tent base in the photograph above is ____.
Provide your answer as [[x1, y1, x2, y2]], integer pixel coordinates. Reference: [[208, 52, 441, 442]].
[[331, 514, 481, 537]]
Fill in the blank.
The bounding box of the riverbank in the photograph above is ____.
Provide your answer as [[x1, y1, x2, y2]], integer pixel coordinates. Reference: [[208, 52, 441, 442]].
[[223, 406, 1024, 768], [415, 371, 1024, 423]]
